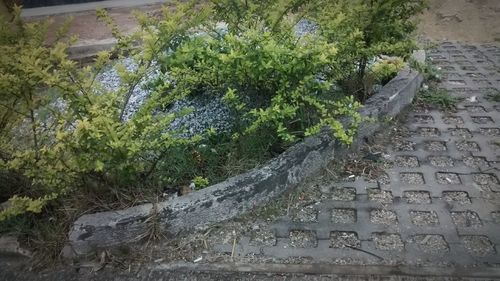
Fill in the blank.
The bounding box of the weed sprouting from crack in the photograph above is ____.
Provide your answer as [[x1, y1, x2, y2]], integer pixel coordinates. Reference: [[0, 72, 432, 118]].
[[135, 198, 166, 247], [414, 88, 460, 111], [486, 91, 500, 102]]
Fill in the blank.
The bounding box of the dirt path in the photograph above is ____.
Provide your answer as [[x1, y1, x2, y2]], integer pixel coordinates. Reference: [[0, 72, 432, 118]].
[[27, 4, 163, 45], [26, 0, 500, 46], [419, 0, 500, 43]]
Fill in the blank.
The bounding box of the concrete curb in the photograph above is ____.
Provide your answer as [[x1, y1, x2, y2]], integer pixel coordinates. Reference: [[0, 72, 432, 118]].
[[21, 0, 167, 17], [65, 51, 425, 257], [153, 261, 500, 279], [67, 39, 117, 62]]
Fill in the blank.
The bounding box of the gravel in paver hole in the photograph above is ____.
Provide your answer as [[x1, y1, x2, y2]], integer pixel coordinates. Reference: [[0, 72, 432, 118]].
[[490, 141, 500, 151], [473, 174, 500, 191], [249, 229, 277, 247], [465, 106, 487, 113], [331, 209, 356, 224], [372, 233, 404, 251], [472, 116, 494, 124], [443, 191, 471, 205], [417, 127, 440, 137], [400, 173, 425, 185], [393, 140, 417, 151], [479, 128, 500, 136], [289, 230, 318, 248], [456, 141, 480, 152], [463, 156, 489, 168], [473, 173, 499, 184], [410, 211, 439, 226], [436, 173, 461, 185], [429, 156, 455, 167], [292, 207, 318, 223], [394, 156, 419, 168], [330, 232, 361, 249], [411, 235, 449, 254], [451, 211, 482, 227], [449, 128, 472, 139], [443, 116, 464, 125], [492, 212, 500, 224], [375, 173, 391, 185], [370, 209, 398, 225], [461, 235, 496, 256], [443, 73, 462, 80], [414, 115, 434, 124], [331, 187, 356, 201], [447, 80, 466, 86], [425, 141, 447, 152], [404, 191, 431, 204], [367, 189, 393, 204], [461, 65, 477, 70]]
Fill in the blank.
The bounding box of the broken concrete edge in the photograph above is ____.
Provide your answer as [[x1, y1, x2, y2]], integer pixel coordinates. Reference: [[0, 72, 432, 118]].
[[153, 261, 500, 279], [62, 51, 425, 258]]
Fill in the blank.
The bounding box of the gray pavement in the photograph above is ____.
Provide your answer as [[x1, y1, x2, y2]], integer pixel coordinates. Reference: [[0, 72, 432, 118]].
[[209, 42, 500, 268], [0, 256, 497, 281]]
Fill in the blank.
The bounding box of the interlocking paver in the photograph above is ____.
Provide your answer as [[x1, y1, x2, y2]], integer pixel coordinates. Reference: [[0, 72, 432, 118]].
[[213, 43, 500, 268]]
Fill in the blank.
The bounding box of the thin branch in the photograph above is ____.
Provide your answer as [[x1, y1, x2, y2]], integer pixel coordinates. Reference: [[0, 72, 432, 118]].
[[0, 101, 29, 117]]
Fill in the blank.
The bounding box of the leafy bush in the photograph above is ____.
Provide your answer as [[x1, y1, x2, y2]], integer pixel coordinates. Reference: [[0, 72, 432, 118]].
[[371, 57, 405, 85], [410, 59, 442, 82], [165, 28, 362, 144], [211, 0, 307, 33], [0, 3, 210, 221], [0, 0, 424, 230], [486, 91, 500, 102], [307, 0, 426, 100]]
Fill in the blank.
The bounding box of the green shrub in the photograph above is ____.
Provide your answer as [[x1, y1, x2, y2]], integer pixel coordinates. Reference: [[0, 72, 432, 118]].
[[371, 57, 405, 85], [1, 0, 420, 226], [0, 3, 210, 221], [307, 0, 426, 100], [164, 17, 362, 145], [210, 0, 307, 33], [486, 91, 500, 102], [409, 59, 442, 82], [192, 176, 210, 190]]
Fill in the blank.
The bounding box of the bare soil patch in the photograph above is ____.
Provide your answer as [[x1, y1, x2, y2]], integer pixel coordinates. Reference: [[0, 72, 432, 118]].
[[419, 0, 500, 43]]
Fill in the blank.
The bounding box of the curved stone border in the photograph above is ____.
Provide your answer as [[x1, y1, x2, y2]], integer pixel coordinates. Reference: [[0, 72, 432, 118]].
[[65, 51, 425, 257]]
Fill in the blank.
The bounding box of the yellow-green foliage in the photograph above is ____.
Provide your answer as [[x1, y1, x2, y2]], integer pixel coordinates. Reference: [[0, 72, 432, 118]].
[[192, 176, 210, 190], [371, 57, 405, 84], [0, 3, 209, 221], [0, 0, 424, 223], [164, 9, 362, 145], [307, 0, 426, 98]]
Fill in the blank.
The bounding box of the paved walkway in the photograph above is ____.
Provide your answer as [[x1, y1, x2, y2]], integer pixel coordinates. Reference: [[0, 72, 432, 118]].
[[200, 42, 500, 269]]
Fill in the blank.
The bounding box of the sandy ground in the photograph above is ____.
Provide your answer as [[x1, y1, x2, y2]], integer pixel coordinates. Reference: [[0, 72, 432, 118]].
[[28, 4, 163, 45], [26, 0, 500, 45], [418, 0, 500, 42]]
